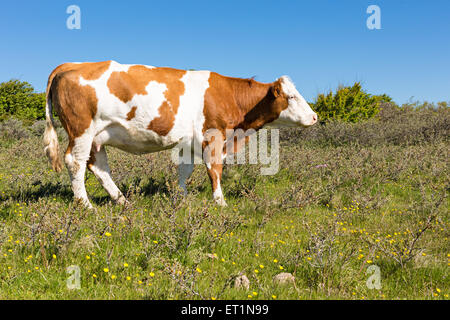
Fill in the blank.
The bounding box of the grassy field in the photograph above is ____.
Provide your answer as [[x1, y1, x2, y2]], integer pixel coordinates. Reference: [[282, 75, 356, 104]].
[[0, 104, 448, 300]]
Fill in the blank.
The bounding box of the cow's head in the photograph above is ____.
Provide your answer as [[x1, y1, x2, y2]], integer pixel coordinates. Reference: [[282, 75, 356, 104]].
[[267, 76, 318, 127]]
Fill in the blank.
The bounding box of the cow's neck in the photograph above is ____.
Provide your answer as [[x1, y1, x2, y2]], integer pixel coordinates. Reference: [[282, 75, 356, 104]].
[[229, 79, 275, 131]]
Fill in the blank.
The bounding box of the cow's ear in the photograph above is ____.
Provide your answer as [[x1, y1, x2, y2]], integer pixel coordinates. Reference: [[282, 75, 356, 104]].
[[271, 80, 282, 97]]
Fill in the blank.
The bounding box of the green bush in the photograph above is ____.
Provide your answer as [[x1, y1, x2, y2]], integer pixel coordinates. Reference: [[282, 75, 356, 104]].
[[312, 82, 392, 122], [0, 80, 45, 121]]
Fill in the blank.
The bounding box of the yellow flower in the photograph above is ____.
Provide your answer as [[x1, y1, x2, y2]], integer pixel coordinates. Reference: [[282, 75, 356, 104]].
[[436, 288, 441, 293], [366, 260, 373, 264], [123, 263, 129, 267], [52, 254, 56, 259], [111, 275, 116, 280], [252, 292, 258, 296], [279, 265, 284, 270], [103, 268, 109, 273], [105, 232, 112, 237], [259, 264, 264, 269], [211, 297, 216, 300], [272, 295, 277, 299], [149, 272, 155, 277], [273, 259, 278, 263], [196, 267, 202, 273], [254, 269, 259, 273], [92, 274, 97, 278], [85, 255, 90, 260], [153, 240, 158, 244], [126, 276, 131, 281]]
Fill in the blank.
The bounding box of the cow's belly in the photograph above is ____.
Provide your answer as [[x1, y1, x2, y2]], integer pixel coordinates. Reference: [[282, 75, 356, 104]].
[[93, 123, 181, 154]]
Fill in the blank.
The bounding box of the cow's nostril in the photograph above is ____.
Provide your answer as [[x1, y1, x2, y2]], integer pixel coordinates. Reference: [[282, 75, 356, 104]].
[[312, 114, 317, 122]]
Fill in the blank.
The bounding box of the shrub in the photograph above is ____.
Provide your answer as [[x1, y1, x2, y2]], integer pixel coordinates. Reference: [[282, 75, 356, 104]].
[[0, 118, 30, 140], [30, 120, 46, 136], [0, 80, 46, 121], [281, 102, 450, 147], [312, 82, 392, 122]]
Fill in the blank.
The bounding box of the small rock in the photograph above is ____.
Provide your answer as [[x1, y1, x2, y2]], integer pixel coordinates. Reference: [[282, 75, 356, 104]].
[[273, 272, 295, 285], [234, 275, 250, 290]]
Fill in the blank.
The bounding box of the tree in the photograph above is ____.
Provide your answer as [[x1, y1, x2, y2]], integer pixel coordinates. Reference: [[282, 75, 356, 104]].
[[0, 80, 46, 120], [312, 82, 392, 122]]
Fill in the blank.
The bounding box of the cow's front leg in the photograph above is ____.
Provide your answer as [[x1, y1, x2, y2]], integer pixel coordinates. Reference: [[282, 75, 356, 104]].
[[203, 130, 227, 206], [206, 162, 226, 206]]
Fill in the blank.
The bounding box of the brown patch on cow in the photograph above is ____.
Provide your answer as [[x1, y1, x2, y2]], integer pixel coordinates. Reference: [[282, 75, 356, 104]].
[[240, 79, 289, 130], [107, 66, 186, 136], [202, 74, 290, 163], [126, 106, 137, 120], [46, 61, 111, 96], [50, 71, 98, 141], [78, 61, 111, 80], [202, 73, 289, 134], [46, 61, 111, 145]]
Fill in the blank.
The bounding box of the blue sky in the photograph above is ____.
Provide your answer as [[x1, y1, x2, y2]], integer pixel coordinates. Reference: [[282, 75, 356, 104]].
[[0, 0, 449, 103]]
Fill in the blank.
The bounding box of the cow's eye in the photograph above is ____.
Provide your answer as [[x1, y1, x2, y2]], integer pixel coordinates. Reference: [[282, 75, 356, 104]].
[[288, 95, 295, 99]]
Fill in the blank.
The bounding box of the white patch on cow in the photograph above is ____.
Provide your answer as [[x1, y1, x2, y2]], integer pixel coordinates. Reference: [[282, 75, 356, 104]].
[[79, 62, 211, 155], [170, 70, 211, 156], [269, 76, 317, 127]]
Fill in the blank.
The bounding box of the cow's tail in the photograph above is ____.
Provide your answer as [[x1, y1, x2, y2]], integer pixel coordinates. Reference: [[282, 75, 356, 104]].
[[43, 77, 63, 172]]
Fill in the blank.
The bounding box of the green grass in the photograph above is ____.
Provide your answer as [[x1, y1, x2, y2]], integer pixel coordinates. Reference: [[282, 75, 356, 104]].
[[0, 111, 449, 300]]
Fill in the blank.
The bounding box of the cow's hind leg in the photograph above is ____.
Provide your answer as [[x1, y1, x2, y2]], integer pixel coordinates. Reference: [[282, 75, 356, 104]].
[[65, 135, 94, 208], [87, 146, 127, 205]]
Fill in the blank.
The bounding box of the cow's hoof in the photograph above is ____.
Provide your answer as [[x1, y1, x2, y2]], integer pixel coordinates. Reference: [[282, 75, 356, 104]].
[[74, 197, 94, 210], [116, 196, 130, 206], [116, 196, 129, 206], [215, 197, 227, 207]]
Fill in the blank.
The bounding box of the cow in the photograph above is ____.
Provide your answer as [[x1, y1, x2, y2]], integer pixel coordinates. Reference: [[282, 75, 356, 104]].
[[43, 61, 317, 208]]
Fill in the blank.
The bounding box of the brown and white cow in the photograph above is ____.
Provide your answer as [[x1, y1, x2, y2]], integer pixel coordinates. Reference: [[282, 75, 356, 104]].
[[44, 61, 317, 208]]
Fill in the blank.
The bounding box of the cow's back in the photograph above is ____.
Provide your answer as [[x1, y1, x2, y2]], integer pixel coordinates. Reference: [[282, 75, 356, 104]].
[[48, 61, 212, 153]]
